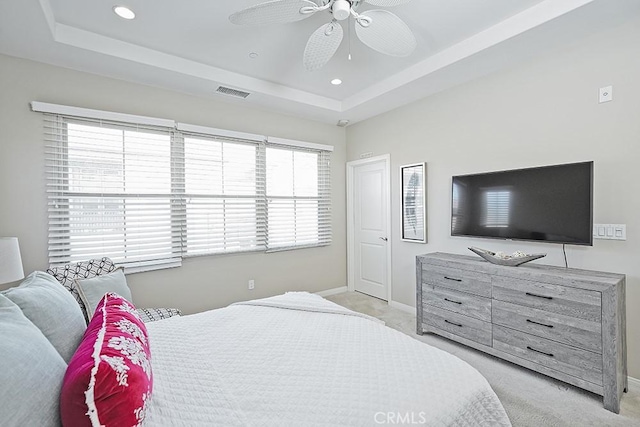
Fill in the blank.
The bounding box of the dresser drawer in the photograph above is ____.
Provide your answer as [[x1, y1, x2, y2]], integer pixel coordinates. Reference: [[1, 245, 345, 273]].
[[493, 325, 602, 385], [492, 300, 602, 353], [422, 264, 491, 297], [492, 276, 601, 322], [423, 285, 491, 322], [423, 305, 492, 346]]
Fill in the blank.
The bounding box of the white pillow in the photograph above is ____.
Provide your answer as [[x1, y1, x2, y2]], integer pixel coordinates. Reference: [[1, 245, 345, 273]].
[[2, 271, 86, 362], [0, 294, 66, 426], [75, 268, 133, 318]]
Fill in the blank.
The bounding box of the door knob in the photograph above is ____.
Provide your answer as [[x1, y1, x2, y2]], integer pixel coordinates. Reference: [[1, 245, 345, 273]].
[[379, 237, 388, 241]]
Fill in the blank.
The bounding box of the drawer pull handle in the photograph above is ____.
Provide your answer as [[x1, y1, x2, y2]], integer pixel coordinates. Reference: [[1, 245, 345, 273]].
[[444, 276, 462, 282], [526, 319, 554, 328], [527, 346, 554, 358], [525, 292, 553, 300], [444, 320, 463, 327], [444, 298, 462, 305]]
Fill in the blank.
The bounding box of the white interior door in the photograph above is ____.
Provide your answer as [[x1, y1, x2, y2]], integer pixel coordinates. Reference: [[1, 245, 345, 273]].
[[349, 157, 390, 301]]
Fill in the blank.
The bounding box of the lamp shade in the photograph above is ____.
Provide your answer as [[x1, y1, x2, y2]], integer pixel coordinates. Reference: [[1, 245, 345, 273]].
[[0, 237, 25, 285]]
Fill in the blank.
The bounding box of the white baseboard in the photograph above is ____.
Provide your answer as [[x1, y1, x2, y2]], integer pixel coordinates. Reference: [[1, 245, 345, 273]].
[[389, 300, 416, 314], [628, 376, 640, 392], [316, 286, 348, 297]]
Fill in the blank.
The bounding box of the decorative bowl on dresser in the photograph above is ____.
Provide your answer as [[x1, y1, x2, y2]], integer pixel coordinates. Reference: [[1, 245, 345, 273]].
[[416, 252, 627, 413]]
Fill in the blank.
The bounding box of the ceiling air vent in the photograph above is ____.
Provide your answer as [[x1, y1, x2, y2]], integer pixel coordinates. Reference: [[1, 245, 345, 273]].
[[216, 86, 251, 99]]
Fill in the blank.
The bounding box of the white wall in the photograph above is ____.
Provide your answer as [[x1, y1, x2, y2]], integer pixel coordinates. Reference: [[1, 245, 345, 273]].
[[0, 54, 347, 314], [346, 16, 640, 377]]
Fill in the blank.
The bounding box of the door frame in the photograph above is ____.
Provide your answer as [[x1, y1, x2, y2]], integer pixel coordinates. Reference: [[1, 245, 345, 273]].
[[346, 154, 392, 303]]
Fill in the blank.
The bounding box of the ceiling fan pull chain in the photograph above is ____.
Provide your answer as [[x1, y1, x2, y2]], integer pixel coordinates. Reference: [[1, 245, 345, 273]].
[[348, 17, 352, 60]]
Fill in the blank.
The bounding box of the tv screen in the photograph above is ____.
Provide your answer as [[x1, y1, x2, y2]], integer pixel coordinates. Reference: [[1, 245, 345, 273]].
[[451, 161, 593, 245]]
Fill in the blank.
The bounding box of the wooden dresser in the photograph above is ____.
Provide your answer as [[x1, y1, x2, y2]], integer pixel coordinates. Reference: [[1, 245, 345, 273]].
[[416, 252, 627, 413]]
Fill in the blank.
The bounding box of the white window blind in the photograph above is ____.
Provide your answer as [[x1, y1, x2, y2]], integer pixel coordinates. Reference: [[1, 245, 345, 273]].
[[266, 144, 331, 251], [43, 109, 332, 272], [45, 115, 182, 272], [179, 132, 265, 255]]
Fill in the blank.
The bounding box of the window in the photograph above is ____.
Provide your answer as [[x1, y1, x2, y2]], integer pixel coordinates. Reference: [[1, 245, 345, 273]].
[[182, 134, 263, 255], [43, 111, 332, 272], [266, 146, 331, 250], [46, 117, 181, 272]]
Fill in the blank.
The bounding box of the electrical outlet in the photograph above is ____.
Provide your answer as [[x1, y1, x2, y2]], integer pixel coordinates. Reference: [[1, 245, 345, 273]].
[[248, 279, 255, 290]]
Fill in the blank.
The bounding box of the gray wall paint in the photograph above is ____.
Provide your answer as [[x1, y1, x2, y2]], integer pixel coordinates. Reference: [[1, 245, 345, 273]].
[[1, 14, 638, 380], [0, 54, 347, 314], [346, 17, 640, 378]]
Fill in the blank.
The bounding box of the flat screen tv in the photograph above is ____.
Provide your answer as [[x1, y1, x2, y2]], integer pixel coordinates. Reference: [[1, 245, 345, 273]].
[[451, 161, 593, 245]]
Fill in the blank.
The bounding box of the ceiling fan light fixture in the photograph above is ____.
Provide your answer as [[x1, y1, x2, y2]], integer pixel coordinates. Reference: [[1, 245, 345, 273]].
[[230, 0, 417, 71], [113, 5, 136, 20], [332, 0, 352, 21]]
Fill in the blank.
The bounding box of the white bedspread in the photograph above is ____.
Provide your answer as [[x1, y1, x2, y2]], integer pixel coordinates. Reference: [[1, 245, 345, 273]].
[[144, 292, 511, 426]]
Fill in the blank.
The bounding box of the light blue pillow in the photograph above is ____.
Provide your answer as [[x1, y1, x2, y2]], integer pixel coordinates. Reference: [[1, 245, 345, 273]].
[[76, 268, 133, 318], [3, 271, 86, 362], [0, 294, 67, 427]]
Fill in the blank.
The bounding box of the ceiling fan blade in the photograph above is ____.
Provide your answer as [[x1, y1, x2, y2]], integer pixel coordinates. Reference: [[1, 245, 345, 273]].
[[364, 0, 412, 6], [303, 21, 344, 71], [230, 0, 318, 26], [355, 10, 416, 57]]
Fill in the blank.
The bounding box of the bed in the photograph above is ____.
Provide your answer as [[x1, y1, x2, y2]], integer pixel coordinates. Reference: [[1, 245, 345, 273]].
[[1, 267, 510, 426], [143, 292, 511, 426]]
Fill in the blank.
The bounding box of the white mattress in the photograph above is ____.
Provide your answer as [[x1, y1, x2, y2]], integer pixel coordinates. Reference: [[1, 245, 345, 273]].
[[144, 292, 511, 426]]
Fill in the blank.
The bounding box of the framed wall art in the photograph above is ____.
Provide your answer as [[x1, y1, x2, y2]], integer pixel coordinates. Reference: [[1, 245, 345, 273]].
[[400, 162, 427, 243]]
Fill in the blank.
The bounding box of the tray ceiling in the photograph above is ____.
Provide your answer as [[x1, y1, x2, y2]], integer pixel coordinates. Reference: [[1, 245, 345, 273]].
[[1, 0, 639, 124]]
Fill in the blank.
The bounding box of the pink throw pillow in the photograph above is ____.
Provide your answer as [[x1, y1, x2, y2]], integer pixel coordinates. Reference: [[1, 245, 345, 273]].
[[60, 293, 152, 427]]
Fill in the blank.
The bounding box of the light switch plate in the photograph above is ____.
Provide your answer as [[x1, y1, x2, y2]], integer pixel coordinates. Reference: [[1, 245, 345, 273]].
[[599, 86, 613, 103], [593, 224, 626, 240]]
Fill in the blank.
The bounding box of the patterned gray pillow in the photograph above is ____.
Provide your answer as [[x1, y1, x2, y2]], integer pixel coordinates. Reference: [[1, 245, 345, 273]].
[[0, 294, 67, 427], [137, 307, 182, 323], [48, 257, 182, 323], [47, 257, 117, 323]]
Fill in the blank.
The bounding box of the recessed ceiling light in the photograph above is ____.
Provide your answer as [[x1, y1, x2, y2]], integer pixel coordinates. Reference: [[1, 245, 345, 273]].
[[249, 52, 259, 59], [331, 79, 342, 86], [113, 6, 136, 20]]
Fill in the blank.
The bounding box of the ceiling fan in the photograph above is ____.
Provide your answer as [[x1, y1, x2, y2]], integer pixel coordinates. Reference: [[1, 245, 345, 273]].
[[229, 0, 417, 71]]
